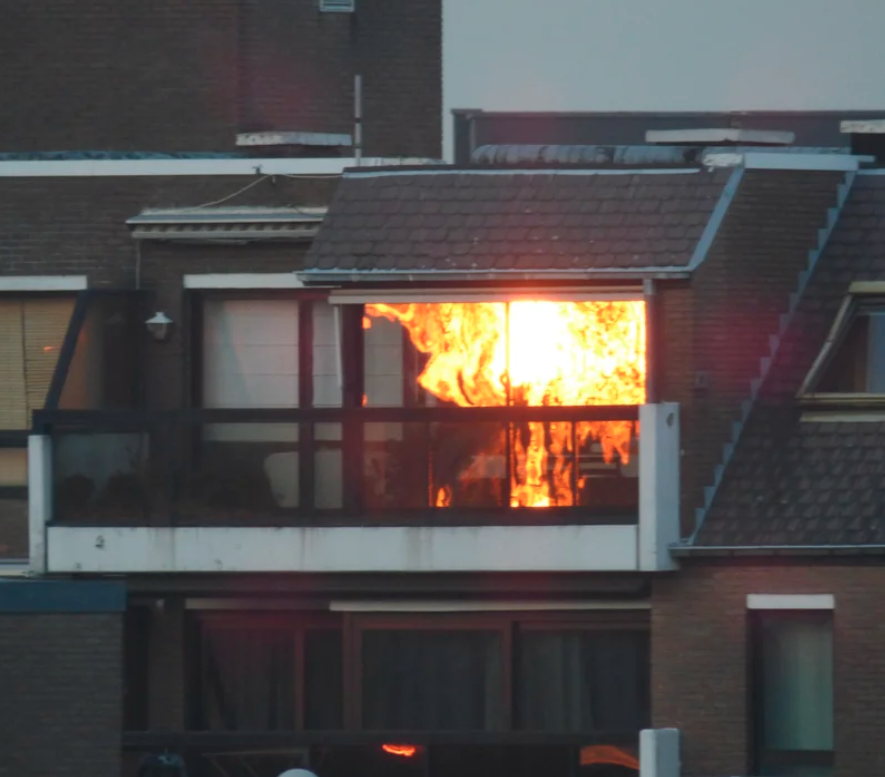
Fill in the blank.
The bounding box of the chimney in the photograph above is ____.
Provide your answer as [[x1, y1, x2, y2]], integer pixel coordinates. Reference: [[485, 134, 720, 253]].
[[841, 119, 885, 162]]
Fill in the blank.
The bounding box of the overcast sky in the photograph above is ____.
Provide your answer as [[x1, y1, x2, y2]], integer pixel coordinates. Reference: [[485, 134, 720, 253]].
[[443, 0, 885, 157]]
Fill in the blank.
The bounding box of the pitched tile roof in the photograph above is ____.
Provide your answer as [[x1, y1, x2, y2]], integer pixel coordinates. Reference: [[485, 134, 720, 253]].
[[695, 174, 885, 548], [304, 169, 731, 276]]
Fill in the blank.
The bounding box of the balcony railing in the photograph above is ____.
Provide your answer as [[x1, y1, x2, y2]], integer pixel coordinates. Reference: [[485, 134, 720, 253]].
[[33, 406, 641, 528]]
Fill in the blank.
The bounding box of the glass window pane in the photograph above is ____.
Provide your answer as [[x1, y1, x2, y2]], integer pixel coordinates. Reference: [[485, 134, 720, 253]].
[[313, 302, 342, 407], [305, 630, 343, 730], [431, 422, 505, 508], [759, 614, 833, 752], [201, 627, 296, 731], [517, 630, 649, 733], [181, 423, 298, 518], [362, 300, 645, 410], [362, 630, 504, 730], [363, 423, 427, 509], [867, 312, 885, 392], [202, 299, 299, 409]]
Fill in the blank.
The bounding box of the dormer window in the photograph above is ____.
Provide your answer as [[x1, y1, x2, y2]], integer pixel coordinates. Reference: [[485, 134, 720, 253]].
[[801, 284, 885, 400]]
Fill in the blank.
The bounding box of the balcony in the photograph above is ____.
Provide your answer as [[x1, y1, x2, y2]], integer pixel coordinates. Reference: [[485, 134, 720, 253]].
[[28, 402, 679, 574]]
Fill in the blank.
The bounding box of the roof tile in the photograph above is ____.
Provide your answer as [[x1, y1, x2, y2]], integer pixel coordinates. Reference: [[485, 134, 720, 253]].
[[305, 169, 729, 274]]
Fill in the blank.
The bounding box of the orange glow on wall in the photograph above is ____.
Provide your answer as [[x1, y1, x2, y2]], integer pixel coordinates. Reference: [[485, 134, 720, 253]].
[[366, 300, 646, 508], [382, 744, 420, 758], [579, 745, 640, 770]]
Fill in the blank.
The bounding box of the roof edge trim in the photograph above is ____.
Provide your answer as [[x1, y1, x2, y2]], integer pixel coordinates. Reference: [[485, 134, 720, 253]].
[[686, 167, 744, 272], [672, 543, 885, 557], [299, 269, 692, 284], [704, 151, 873, 171], [341, 167, 701, 179]]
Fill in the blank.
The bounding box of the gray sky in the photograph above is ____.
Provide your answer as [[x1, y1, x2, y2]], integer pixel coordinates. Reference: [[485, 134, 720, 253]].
[[443, 0, 885, 157]]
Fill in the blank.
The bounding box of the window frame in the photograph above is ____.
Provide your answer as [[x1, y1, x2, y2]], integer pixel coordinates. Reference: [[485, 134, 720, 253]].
[[799, 287, 885, 404], [188, 610, 344, 733], [350, 611, 649, 737], [748, 609, 835, 776], [0, 290, 85, 498], [182, 291, 644, 522]]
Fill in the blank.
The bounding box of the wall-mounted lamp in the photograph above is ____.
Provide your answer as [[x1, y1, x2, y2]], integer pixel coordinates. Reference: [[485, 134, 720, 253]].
[[145, 311, 174, 342]]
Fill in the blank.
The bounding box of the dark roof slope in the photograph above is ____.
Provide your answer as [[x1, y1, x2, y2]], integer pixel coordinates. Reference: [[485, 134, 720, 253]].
[[305, 169, 730, 275], [695, 174, 885, 547]]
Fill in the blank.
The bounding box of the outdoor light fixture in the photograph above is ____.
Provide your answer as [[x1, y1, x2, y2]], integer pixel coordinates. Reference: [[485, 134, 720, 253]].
[[145, 311, 174, 342]]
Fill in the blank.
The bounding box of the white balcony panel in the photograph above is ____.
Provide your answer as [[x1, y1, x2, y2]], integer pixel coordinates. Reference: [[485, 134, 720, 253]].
[[46, 524, 638, 574], [638, 402, 680, 572]]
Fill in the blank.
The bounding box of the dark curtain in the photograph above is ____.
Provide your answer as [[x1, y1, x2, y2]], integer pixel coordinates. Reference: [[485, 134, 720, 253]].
[[305, 629, 344, 730], [517, 630, 649, 732], [362, 630, 504, 730], [201, 627, 296, 731]]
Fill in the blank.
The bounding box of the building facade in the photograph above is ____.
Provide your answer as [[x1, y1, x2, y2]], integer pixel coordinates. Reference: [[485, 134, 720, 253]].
[[1, 3, 883, 774]]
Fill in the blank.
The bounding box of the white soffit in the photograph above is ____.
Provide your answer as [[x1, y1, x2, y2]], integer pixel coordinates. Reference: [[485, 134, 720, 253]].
[[746, 594, 835, 610], [646, 128, 795, 145], [183, 273, 305, 289], [0, 275, 87, 291], [840, 119, 885, 134], [327, 286, 644, 304]]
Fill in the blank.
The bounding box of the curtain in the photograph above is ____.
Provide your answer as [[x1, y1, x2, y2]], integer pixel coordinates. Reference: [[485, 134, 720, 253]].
[[761, 615, 833, 752], [362, 630, 504, 730], [202, 627, 296, 730], [517, 630, 649, 732]]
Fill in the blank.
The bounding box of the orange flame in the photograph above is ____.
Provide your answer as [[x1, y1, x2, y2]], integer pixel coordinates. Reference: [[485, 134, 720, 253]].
[[366, 300, 645, 508], [382, 744, 420, 758]]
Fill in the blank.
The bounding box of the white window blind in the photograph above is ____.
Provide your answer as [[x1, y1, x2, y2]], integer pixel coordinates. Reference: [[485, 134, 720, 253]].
[[0, 298, 74, 429], [202, 299, 300, 409]]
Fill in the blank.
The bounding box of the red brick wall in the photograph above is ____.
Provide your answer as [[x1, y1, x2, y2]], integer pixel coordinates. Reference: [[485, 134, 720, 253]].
[[0, 612, 123, 777], [653, 562, 885, 777], [0, 0, 441, 157]]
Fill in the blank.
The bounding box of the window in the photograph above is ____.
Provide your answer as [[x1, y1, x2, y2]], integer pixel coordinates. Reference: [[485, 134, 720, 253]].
[[362, 628, 505, 730], [517, 628, 649, 733], [188, 295, 343, 515], [0, 297, 74, 429], [0, 296, 74, 498], [355, 613, 649, 735], [801, 291, 885, 399], [360, 299, 644, 511], [195, 614, 343, 732], [751, 612, 834, 776], [816, 308, 885, 393]]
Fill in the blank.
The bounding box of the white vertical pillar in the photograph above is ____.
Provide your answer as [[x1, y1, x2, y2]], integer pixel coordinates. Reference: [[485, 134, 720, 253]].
[[27, 435, 52, 574], [640, 728, 681, 777], [638, 403, 680, 571]]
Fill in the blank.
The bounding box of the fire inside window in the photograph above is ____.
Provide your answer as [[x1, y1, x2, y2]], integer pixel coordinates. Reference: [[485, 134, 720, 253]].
[[363, 300, 646, 510]]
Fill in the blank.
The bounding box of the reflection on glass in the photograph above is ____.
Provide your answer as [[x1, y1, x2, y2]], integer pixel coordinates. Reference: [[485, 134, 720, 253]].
[[431, 423, 505, 508], [363, 423, 426, 509]]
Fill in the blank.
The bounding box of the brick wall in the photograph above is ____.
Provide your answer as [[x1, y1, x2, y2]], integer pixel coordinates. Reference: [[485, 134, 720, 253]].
[[653, 562, 885, 777], [663, 171, 844, 535], [0, 499, 27, 560], [0, 612, 122, 777], [0, 0, 441, 157]]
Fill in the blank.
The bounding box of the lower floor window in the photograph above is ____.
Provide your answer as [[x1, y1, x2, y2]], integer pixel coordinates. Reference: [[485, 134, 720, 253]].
[[752, 611, 834, 776], [186, 612, 648, 739]]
